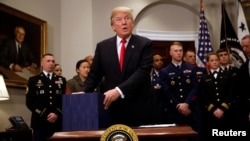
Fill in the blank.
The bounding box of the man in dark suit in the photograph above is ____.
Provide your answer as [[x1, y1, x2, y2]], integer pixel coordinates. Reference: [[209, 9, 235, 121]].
[[82, 6, 160, 127], [239, 35, 250, 134], [26, 53, 66, 141], [0, 26, 37, 72]]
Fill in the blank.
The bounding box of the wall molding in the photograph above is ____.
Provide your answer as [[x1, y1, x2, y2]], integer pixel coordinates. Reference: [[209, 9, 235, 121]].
[[136, 29, 204, 66]]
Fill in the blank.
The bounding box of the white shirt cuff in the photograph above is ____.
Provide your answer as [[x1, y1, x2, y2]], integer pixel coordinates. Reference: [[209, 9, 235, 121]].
[[115, 87, 124, 99]]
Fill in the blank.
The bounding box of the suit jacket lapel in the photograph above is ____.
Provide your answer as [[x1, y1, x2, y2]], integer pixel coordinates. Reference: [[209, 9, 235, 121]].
[[11, 40, 18, 55], [111, 36, 121, 71], [123, 35, 135, 72]]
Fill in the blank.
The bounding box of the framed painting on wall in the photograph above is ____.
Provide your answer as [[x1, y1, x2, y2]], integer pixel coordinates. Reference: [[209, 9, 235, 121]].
[[0, 3, 47, 88]]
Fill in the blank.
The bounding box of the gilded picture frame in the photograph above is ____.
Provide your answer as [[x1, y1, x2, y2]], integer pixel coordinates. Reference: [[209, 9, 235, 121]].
[[0, 3, 47, 88]]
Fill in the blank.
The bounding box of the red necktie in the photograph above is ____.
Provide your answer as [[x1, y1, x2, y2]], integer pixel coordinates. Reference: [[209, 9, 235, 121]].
[[120, 38, 126, 71]]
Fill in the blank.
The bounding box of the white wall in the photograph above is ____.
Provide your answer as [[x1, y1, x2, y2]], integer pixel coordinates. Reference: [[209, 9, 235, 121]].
[[61, 0, 94, 80], [0, 0, 240, 130]]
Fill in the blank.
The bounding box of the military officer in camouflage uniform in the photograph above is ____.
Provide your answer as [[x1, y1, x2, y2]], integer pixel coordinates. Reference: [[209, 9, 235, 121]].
[[26, 53, 66, 141]]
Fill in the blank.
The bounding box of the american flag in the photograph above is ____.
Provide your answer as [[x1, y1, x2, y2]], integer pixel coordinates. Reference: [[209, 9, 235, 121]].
[[197, 0, 213, 67]]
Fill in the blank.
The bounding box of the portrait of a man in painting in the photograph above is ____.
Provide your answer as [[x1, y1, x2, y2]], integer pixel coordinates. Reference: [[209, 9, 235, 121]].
[[0, 3, 47, 87]]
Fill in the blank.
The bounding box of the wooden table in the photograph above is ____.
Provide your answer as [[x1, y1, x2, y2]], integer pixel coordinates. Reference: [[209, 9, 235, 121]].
[[48, 125, 197, 141]]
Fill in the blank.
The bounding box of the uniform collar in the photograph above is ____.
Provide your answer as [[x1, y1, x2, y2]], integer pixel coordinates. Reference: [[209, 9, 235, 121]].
[[210, 68, 220, 74], [172, 62, 182, 68], [43, 71, 53, 77]]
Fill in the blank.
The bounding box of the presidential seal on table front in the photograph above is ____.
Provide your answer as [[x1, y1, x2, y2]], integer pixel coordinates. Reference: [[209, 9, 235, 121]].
[[100, 124, 138, 141]]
